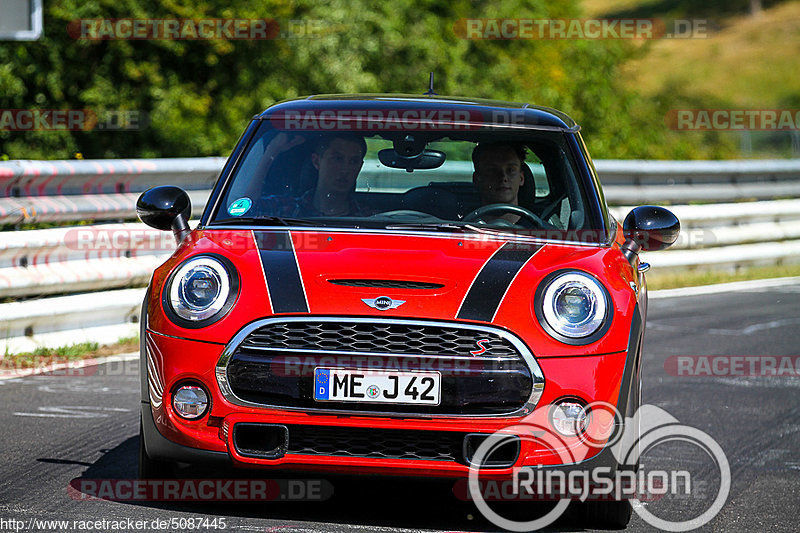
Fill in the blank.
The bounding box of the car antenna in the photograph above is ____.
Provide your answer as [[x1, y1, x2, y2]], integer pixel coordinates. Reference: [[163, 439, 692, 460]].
[[424, 72, 437, 96]]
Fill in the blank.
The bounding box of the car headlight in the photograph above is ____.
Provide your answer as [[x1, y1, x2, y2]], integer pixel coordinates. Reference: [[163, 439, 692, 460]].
[[536, 271, 611, 343], [165, 255, 238, 326]]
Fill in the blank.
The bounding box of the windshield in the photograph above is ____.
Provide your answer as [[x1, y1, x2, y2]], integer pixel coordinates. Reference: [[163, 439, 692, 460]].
[[211, 121, 601, 242]]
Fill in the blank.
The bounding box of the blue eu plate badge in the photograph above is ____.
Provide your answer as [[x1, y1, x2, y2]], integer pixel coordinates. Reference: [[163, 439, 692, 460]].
[[314, 368, 330, 400]]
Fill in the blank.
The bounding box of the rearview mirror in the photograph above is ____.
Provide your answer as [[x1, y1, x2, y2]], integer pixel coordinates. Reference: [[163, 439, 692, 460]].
[[378, 148, 446, 172]]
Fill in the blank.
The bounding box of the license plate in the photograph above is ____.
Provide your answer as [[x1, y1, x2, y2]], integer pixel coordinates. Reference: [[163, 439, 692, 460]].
[[313, 368, 441, 405]]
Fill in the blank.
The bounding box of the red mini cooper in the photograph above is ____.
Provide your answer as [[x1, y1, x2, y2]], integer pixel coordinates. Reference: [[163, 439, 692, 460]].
[[136, 94, 678, 527]]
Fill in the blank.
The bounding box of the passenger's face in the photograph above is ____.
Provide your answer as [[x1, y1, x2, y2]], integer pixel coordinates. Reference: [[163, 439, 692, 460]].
[[473, 146, 525, 205], [312, 138, 364, 194]]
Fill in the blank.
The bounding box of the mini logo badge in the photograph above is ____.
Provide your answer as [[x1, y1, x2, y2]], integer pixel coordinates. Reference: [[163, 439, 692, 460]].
[[362, 296, 405, 311]]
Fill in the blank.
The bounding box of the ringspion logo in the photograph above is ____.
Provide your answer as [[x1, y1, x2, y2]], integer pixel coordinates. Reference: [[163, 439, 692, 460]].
[[468, 403, 730, 531]]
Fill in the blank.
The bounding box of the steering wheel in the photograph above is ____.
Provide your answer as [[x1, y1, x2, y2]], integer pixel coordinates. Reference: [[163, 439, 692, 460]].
[[372, 210, 436, 220], [538, 192, 568, 225], [463, 203, 551, 229]]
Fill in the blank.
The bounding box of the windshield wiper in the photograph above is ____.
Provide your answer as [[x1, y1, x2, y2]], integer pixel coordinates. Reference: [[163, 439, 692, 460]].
[[385, 222, 470, 232], [212, 216, 319, 227]]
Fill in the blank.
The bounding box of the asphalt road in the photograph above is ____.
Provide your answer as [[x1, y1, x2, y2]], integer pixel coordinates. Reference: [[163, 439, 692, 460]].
[[1, 279, 798, 532]]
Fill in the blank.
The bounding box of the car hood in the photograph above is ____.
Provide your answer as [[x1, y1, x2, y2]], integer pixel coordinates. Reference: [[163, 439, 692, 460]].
[[148, 229, 636, 356]]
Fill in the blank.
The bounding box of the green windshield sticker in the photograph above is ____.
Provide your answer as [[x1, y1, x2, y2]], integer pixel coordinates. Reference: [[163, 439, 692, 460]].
[[228, 197, 252, 217]]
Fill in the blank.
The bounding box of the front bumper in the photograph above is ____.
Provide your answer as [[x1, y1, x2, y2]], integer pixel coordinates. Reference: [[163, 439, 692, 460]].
[[141, 322, 635, 478]]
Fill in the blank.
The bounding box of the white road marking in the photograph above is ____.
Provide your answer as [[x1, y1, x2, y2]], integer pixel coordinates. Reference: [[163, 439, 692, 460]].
[[37, 383, 137, 394], [13, 406, 132, 418], [648, 317, 800, 336]]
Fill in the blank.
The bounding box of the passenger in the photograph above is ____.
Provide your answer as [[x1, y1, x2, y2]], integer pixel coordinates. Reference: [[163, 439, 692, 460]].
[[260, 133, 371, 217], [471, 142, 528, 224]]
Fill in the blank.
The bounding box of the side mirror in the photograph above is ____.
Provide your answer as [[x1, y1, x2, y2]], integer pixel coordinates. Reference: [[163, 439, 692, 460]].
[[622, 205, 680, 260], [136, 186, 192, 244]]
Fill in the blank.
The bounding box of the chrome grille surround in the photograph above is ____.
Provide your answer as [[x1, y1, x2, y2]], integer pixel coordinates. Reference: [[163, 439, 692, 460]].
[[216, 317, 545, 419]]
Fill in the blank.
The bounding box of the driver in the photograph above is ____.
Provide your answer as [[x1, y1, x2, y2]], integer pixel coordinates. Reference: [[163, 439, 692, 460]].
[[471, 142, 527, 224], [260, 133, 372, 217]]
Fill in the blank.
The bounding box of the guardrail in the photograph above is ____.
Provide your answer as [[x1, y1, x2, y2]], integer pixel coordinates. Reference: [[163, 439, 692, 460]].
[[1, 157, 799, 354], [0, 288, 143, 355], [0, 157, 221, 224]]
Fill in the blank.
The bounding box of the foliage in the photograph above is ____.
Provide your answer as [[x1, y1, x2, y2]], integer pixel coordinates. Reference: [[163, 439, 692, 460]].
[[0, 0, 767, 160]]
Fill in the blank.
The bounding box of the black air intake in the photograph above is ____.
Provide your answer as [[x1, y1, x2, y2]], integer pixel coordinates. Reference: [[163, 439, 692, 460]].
[[463, 433, 520, 468], [328, 279, 445, 289], [232, 423, 288, 459]]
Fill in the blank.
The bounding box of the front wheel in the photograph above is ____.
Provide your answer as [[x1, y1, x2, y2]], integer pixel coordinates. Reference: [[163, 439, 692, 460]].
[[138, 417, 175, 479]]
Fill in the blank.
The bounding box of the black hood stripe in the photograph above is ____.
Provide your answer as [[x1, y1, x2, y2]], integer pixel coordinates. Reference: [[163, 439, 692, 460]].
[[254, 231, 309, 313], [456, 242, 541, 322]]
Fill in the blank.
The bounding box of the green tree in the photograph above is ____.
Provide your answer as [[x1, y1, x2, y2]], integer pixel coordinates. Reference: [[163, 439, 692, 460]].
[[0, 0, 698, 160]]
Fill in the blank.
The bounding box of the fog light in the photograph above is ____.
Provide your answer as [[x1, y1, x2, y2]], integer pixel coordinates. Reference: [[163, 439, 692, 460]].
[[551, 400, 588, 437], [172, 385, 209, 419]]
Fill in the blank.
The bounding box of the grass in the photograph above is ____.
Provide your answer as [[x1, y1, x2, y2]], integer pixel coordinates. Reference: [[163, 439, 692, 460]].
[[1, 335, 139, 370], [647, 262, 800, 290], [582, 0, 664, 17], [618, 2, 800, 107]]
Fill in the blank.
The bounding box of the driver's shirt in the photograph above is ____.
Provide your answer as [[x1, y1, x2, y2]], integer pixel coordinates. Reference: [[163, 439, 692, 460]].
[[261, 189, 374, 217]]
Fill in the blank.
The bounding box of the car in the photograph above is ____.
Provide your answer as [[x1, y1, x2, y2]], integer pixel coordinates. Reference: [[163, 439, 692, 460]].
[[136, 93, 679, 527]]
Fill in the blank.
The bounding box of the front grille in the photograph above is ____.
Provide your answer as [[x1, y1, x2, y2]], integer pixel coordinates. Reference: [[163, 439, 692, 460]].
[[222, 318, 538, 416], [239, 321, 518, 358], [328, 279, 445, 290], [286, 424, 464, 461]]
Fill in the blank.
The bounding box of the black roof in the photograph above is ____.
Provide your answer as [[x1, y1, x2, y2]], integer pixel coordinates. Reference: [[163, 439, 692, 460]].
[[257, 93, 579, 131]]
